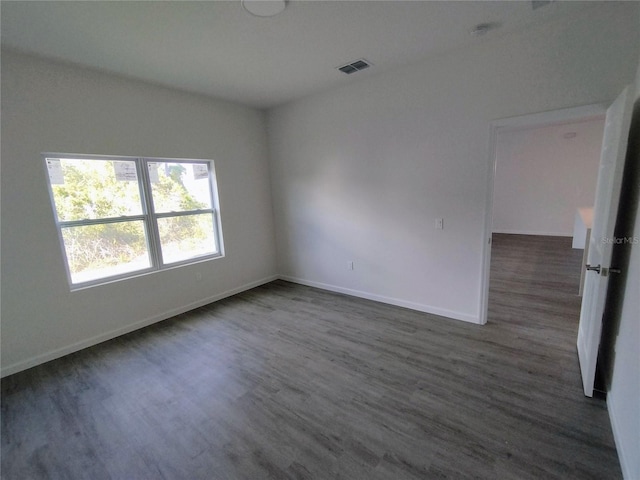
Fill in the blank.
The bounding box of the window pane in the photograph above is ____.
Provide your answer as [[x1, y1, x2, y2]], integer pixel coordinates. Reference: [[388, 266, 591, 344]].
[[158, 213, 217, 264], [47, 158, 143, 221], [147, 161, 212, 213], [61, 221, 151, 284]]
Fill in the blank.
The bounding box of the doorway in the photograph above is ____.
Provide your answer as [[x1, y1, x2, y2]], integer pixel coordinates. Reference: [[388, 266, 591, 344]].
[[479, 103, 608, 325]]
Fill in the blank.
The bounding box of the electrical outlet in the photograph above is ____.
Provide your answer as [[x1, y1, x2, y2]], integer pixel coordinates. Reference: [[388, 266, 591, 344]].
[[435, 218, 444, 230], [347, 261, 354, 270]]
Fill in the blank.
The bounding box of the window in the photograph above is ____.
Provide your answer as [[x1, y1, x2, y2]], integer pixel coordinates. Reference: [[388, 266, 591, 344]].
[[44, 154, 223, 288]]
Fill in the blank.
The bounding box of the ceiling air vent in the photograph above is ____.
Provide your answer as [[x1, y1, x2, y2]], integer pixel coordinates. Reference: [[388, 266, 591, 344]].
[[337, 59, 371, 75]]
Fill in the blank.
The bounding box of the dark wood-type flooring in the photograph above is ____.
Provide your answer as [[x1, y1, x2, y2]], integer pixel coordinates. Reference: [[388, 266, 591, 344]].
[[1, 234, 622, 479]]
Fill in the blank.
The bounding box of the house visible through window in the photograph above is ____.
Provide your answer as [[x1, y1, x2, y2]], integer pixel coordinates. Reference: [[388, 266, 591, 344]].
[[44, 154, 223, 288]]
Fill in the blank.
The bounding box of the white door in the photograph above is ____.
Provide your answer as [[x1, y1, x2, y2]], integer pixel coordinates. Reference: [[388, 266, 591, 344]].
[[577, 84, 635, 397]]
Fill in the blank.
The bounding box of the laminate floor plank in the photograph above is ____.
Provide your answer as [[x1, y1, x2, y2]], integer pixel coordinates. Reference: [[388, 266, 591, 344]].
[[1, 234, 622, 479]]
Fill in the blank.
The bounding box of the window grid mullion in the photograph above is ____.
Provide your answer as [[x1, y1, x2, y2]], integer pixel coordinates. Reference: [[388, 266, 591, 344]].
[[58, 215, 147, 228], [138, 158, 163, 269], [154, 209, 214, 219]]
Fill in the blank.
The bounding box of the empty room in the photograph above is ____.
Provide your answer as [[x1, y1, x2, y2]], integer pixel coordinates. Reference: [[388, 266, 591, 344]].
[[1, 1, 639, 479]]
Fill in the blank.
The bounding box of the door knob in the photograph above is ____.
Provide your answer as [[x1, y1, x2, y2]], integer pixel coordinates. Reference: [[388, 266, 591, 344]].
[[586, 264, 601, 273]]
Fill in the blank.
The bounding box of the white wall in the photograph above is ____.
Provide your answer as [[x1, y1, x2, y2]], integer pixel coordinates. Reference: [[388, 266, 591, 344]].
[[608, 188, 640, 480], [492, 117, 604, 236], [0, 50, 277, 375], [606, 56, 640, 480], [267, 3, 640, 323]]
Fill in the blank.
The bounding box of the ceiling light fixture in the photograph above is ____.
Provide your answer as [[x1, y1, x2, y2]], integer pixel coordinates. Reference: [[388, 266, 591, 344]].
[[242, 0, 287, 18]]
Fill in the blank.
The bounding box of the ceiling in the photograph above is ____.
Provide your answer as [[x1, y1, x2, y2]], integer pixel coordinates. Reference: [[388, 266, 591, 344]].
[[1, 1, 596, 109]]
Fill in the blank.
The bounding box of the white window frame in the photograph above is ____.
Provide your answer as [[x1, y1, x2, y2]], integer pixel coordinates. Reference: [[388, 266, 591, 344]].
[[43, 153, 224, 290]]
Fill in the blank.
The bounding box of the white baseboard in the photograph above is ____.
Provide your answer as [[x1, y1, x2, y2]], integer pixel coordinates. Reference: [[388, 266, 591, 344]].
[[492, 229, 572, 237], [0, 275, 279, 378], [608, 393, 637, 480], [279, 275, 480, 324], [2, 273, 480, 377]]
